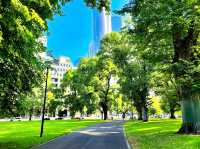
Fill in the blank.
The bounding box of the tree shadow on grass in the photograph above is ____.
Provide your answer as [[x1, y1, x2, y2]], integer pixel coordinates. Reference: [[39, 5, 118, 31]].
[[0, 142, 21, 149], [126, 120, 200, 149]]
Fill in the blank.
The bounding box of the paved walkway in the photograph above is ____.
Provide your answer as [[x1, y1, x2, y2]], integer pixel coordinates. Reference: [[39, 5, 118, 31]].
[[32, 121, 130, 149]]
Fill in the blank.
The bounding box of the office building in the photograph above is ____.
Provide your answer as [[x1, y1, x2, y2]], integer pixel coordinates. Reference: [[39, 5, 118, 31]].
[[50, 56, 72, 87], [88, 7, 123, 57], [89, 7, 112, 57], [37, 36, 72, 87]]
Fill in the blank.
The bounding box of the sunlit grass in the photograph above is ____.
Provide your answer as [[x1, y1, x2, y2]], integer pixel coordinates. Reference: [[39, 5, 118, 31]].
[[125, 119, 200, 149], [0, 119, 103, 149]]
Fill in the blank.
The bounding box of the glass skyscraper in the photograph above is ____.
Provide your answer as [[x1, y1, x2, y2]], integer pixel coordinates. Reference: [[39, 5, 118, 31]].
[[89, 8, 112, 57]]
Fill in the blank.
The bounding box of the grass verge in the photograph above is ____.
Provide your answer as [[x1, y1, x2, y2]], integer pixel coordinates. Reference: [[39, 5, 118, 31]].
[[0, 119, 103, 149], [124, 119, 200, 149]]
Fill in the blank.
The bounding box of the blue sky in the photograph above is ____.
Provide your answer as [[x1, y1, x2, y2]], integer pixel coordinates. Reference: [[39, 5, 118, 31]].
[[47, 0, 126, 64]]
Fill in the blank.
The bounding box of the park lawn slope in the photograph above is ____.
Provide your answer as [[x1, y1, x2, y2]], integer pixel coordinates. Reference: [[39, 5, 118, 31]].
[[125, 119, 200, 149], [0, 119, 103, 149]]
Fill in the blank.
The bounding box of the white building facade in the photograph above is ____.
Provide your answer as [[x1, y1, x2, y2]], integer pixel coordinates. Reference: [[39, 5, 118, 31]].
[[50, 56, 72, 87], [37, 36, 72, 88]]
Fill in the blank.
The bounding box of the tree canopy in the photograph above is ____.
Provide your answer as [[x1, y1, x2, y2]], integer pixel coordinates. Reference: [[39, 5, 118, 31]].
[[121, 0, 200, 133], [0, 0, 110, 116]]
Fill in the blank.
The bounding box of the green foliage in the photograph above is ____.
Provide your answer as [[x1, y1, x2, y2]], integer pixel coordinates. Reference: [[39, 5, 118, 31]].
[[98, 32, 132, 69], [121, 0, 200, 132], [48, 88, 64, 116], [0, 0, 63, 115], [99, 32, 152, 121], [22, 88, 43, 117], [0, 0, 110, 116], [123, 0, 200, 94], [60, 54, 118, 120], [149, 96, 162, 115], [150, 71, 181, 118], [61, 63, 98, 117], [84, 0, 110, 12], [76, 58, 99, 115], [94, 54, 118, 119], [61, 69, 82, 117]]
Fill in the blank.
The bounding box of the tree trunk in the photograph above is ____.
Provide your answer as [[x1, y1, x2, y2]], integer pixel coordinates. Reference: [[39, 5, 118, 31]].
[[101, 111, 104, 120], [29, 113, 32, 121], [130, 111, 134, 120], [102, 106, 108, 120], [170, 105, 176, 119], [178, 98, 200, 134], [172, 21, 200, 134], [142, 106, 148, 122], [137, 107, 143, 120], [29, 108, 33, 121]]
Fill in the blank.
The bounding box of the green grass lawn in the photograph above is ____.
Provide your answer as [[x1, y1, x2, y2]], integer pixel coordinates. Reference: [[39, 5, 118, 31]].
[[0, 119, 103, 149], [125, 119, 200, 149]]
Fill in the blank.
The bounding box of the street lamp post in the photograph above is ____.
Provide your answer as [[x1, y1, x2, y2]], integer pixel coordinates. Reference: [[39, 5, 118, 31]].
[[40, 66, 49, 137]]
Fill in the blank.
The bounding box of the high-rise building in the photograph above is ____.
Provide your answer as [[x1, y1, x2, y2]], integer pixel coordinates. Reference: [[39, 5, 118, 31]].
[[88, 7, 123, 57], [50, 56, 72, 87], [89, 7, 112, 57]]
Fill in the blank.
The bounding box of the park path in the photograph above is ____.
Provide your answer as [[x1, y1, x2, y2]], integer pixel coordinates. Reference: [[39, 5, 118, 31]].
[[32, 120, 130, 149]]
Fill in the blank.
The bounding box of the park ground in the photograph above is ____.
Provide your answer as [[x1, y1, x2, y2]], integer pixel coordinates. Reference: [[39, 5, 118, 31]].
[[125, 119, 200, 149], [0, 119, 103, 149], [1, 119, 200, 149]]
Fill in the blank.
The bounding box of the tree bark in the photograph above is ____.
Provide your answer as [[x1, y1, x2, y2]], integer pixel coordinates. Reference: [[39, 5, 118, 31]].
[[137, 107, 143, 120], [178, 98, 200, 134], [103, 109, 108, 120], [142, 106, 148, 122], [101, 111, 104, 120], [172, 22, 200, 134], [130, 111, 134, 120], [29, 108, 33, 121], [169, 105, 176, 119], [29, 113, 32, 121], [139, 82, 149, 122], [101, 103, 108, 120], [100, 72, 111, 120]]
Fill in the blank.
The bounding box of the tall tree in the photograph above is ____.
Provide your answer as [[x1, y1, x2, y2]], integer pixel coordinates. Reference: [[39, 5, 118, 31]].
[[99, 32, 151, 121], [61, 69, 83, 118], [60, 57, 118, 120], [76, 58, 99, 116], [151, 71, 181, 119], [48, 88, 63, 117], [122, 0, 200, 133], [119, 60, 151, 121], [94, 56, 117, 120]]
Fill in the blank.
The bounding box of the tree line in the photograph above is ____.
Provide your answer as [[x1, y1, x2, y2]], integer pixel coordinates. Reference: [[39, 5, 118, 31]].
[[119, 0, 200, 134], [1, 0, 200, 135], [0, 0, 109, 117]]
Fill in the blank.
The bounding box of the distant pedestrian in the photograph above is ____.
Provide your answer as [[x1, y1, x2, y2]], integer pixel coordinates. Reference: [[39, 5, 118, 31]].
[[122, 112, 125, 121]]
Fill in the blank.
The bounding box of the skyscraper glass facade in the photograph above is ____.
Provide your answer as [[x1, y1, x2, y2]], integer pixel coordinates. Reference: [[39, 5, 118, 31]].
[[88, 8, 122, 57], [89, 8, 112, 57]]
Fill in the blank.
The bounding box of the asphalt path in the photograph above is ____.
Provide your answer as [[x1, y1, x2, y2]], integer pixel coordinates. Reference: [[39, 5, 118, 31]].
[[32, 121, 130, 149]]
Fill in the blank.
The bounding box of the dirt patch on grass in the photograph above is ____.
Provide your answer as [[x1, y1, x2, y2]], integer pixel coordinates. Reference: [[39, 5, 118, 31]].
[[128, 136, 140, 149]]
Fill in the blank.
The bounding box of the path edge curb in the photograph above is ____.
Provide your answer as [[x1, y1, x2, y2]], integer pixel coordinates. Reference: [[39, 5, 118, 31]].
[[123, 124, 132, 149]]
